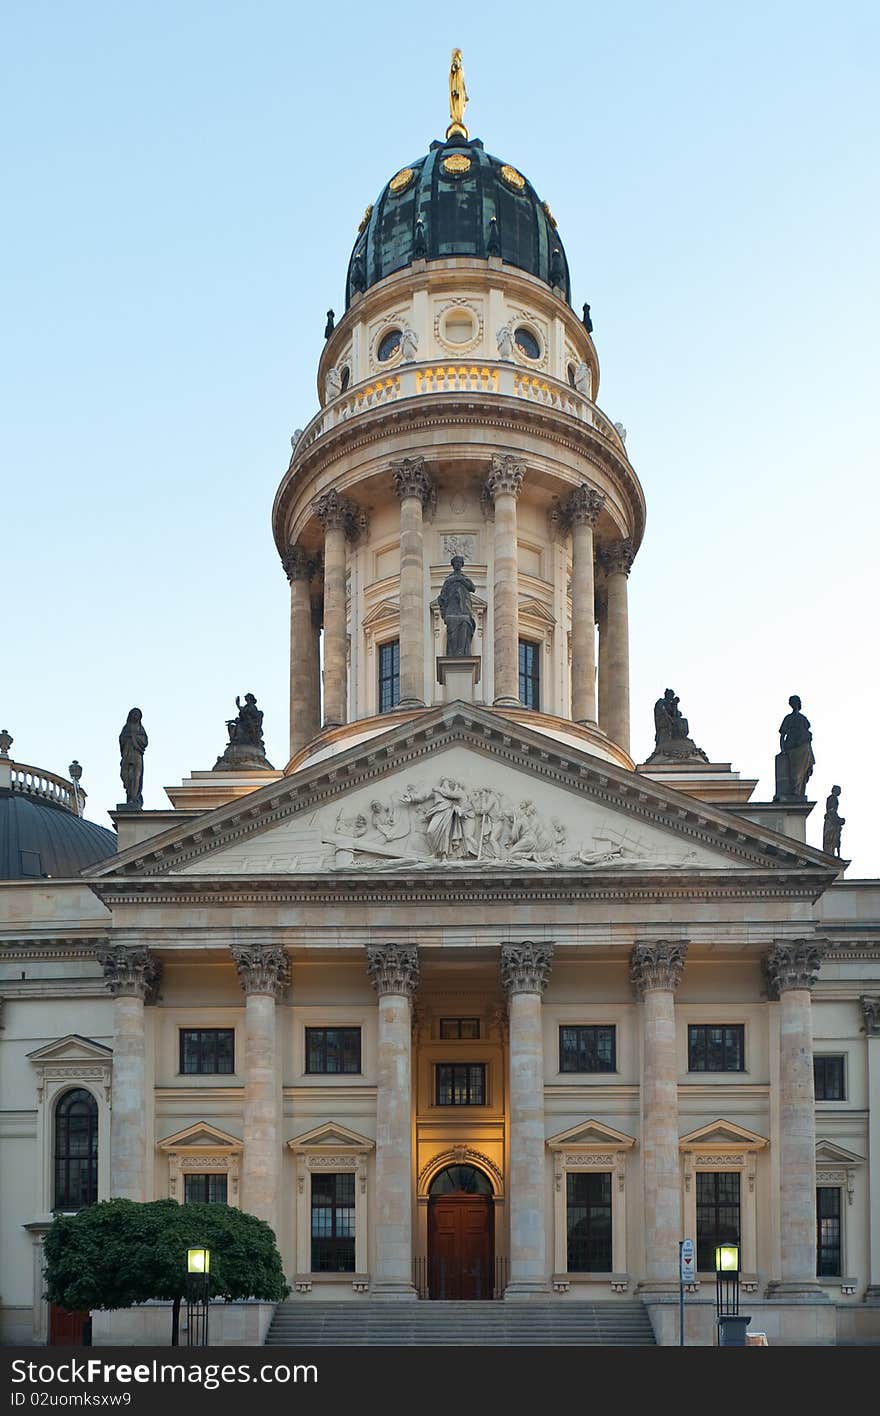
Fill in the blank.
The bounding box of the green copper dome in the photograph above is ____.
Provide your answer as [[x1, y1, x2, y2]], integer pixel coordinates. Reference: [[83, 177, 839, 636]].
[[345, 137, 571, 308]]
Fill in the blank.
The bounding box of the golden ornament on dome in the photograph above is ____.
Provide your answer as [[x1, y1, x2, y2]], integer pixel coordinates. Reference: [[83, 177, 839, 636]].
[[442, 153, 472, 175], [389, 168, 415, 194], [500, 164, 525, 191]]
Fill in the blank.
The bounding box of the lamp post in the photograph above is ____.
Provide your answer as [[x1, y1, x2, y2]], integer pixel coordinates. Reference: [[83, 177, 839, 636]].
[[714, 1242, 750, 1346], [186, 1247, 211, 1347]]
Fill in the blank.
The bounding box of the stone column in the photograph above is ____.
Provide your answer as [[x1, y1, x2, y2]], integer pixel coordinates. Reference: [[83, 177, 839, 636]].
[[282, 544, 319, 756], [631, 940, 687, 1290], [367, 943, 420, 1297], [232, 944, 290, 1234], [392, 457, 433, 708], [600, 539, 634, 755], [313, 490, 362, 729], [595, 587, 610, 733], [484, 455, 525, 706], [862, 996, 880, 1301], [501, 941, 554, 1297], [764, 939, 826, 1295], [563, 485, 605, 725], [98, 945, 161, 1202]]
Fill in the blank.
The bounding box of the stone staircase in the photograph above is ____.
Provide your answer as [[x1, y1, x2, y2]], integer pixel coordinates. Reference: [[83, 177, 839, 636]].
[[265, 1300, 656, 1346]]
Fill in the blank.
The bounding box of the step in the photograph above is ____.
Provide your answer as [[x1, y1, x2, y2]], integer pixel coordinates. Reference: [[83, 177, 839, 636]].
[[264, 1300, 656, 1346]]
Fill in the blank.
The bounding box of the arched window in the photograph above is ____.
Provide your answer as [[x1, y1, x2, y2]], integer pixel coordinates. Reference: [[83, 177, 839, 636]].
[[54, 1088, 98, 1210], [428, 1164, 493, 1196]]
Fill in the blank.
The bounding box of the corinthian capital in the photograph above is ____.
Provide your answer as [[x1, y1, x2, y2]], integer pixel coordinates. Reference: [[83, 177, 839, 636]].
[[501, 941, 554, 996], [281, 543, 316, 582], [98, 945, 162, 1002], [391, 457, 433, 506], [484, 454, 525, 501], [600, 538, 635, 577], [763, 939, 825, 998], [562, 484, 605, 529], [231, 944, 290, 998], [312, 489, 367, 542], [630, 940, 687, 997], [366, 943, 420, 998], [861, 996, 880, 1036]]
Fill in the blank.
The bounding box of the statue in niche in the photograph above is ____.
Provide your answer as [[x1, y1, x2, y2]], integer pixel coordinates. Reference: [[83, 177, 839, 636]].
[[496, 324, 514, 360], [822, 785, 845, 857], [119, 708, 148, 809], [438, 556, 476, 657], [646, 688, 709, 764], [401, 325, 419, 362], [213, 694, 274, 772], [774, 694, 815, 801], [325, 366, 342, 402], [573, 361, 591, 397]]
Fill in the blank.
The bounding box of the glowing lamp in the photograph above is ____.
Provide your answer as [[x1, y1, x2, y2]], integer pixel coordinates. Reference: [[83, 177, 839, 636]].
[[187, 1247, 211, 1275]]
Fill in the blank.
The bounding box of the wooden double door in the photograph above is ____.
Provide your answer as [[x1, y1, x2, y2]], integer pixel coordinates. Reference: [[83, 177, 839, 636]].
[[427, 1194, 494, 1300]]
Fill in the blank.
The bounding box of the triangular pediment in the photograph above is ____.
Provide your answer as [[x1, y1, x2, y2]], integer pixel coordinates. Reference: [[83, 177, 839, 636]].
[[547, 1119, 636, 1150], [86, 702, 835, 886], [680, 1119, 768, 1149], [361, 598, 399, 629], [815, 1140, 863, 1165], [518, 596, 557, 625], [287, 1122, 374, 1152], [157, 1122, 242, 1151], [28, 1034, 112, 1064]]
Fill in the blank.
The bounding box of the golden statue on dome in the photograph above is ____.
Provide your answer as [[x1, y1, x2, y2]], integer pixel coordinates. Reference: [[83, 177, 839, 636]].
[[447, 48, 469, 140]]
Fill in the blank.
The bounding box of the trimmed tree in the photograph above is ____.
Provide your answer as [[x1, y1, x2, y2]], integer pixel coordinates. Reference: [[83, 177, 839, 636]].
[[44, 1199, 290, 1344]]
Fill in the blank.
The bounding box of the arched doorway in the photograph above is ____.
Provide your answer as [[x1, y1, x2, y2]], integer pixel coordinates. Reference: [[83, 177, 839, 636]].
[[427, 1164, 494, 1300]]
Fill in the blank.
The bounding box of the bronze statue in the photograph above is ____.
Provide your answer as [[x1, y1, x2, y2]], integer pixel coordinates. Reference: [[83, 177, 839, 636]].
[[774, 695, 815, 801], [447, 48, 469, 139], [646, 688, 708, 764], [823, 785, 845, 857], [119, 708, 148, 809], [438, 556, 476, 657], [213, 694, 274, 772]]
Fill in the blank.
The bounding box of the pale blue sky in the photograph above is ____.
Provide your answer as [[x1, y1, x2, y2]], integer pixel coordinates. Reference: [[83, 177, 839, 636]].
[[2, 2, 878, 867]]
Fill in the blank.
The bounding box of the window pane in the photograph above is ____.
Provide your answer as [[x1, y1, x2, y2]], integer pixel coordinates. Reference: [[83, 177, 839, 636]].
[[518, 639, 540, 710], [567, 1171, 612, 1272], [688, 1026, 744, 1074], [180, 1029, 234, 1075], [311, 1172, 356, 1273], [814, 1056, 845, 1101], [54, 1089, 98, 1210], [378, 640, 400, 712], [816, 1186, 842, 1275], [435, 1063, 486, 1105], [559, 1025, 615, 1073], [306, 1028, 361, 1074], [696, 1172, 741, 1271]]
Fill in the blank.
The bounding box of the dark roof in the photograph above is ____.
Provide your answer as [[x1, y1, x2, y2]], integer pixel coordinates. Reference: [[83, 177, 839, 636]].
[[0, 791, 117, 880], [346, 136, 571, 308]]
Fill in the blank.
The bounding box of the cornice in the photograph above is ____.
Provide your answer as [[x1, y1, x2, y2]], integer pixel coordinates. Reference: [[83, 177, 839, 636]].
[[273, 395, 644, 553], [86, 707, 834, 890]]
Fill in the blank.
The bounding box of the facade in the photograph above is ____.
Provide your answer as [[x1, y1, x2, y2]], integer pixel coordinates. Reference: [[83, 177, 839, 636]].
[[1, 69, 879, 1347]]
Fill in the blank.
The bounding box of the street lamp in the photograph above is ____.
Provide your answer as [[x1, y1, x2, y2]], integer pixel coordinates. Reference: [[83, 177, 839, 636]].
[[185, 1247, 211, 1347], [714, 1242, 750, 1346]]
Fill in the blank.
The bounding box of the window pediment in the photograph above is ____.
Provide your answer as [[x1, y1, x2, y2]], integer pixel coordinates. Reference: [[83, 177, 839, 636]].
[[28, 1035, 113, 1105], [157, 1122, 243, 1153], [547, 1119, 636, 1151], [287, 1122, 374, 1155], [679, 1119, 768, 1151]]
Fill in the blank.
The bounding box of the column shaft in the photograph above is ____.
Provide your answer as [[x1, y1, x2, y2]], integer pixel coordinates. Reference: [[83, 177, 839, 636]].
[[368, 944, 419, 1298], [605, 570, 631, 754], [778, 987, 818, 1283], [596, 590, 610, 734], [568, 496, 602, 723], [242, 992, 279, 1228], [305, 599, 321, 739], [111, 994, 147, 1201], [392, 459, 432, 709], [507, 989, 547, 1291], [287, 561, 315, 756], [322, 524, 347, 728], [641, 987, 681, 1283], [865, 1009, 880, 1295], [493, 491, 519, 704]]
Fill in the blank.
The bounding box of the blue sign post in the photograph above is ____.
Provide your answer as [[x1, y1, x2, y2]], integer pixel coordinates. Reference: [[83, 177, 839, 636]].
[[679, 1239, 695, 1346]]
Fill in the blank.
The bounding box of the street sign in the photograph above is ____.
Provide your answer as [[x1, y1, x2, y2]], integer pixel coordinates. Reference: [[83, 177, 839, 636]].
[[680, 1238, 696, 1282]]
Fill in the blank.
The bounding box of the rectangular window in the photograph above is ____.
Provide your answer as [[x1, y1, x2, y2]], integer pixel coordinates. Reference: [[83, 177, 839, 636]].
[[696, 1172, 741, 1271], [816, 1186, 842, 1276], [435, 1063, 486, 1106], [183, 1173, 228, 1205], [518, 639, 540, 710], [305, 1027, 362, 1075], [179, 1028, 235, 1075], [566, 1172, 612, 1272], [559, 1025, 616, 1073], [311, 1172, 356, 1273], [814, 1055, 845, 1101], [688, 1025, 745, 1073], [439, 1018, 480, 1040], [378, 639, 400, 712]]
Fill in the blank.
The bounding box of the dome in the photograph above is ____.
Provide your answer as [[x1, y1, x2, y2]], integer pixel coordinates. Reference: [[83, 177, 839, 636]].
[[0, 792, 116, 879], [0, 747, 116, 879], [346, 137, 571, 308]]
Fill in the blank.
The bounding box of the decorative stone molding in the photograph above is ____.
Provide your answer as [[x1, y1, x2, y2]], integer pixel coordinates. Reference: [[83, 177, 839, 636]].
[[561, 484, 605, 529], [281, 543, 317, 582], [158, 1123, 243, 1207], [27, 1036, 114, 1213], [391, 456, 434, 507], [599, 538, 635, 577], [366, 943, 420, 998], [547, 1121, 635, 1279], [288, 1123, 374, 1279], [230, 944, 290, 998], [500, 941, 554, 996], [861, 996, 880, 1035], [629, 940, 687, 996], [417, 1147, 504, 1199], [312, 489, 368, 542], [763, 939, 826, 998], [97, 945, 161, 1002], [679, 1121, 768, 1277], [816, 1140, 862, 1207], [483, 453, 525, 502]]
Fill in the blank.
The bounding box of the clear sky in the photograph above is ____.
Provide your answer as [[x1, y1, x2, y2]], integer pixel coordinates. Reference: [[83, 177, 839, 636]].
[[2, 2, 878, 869]]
